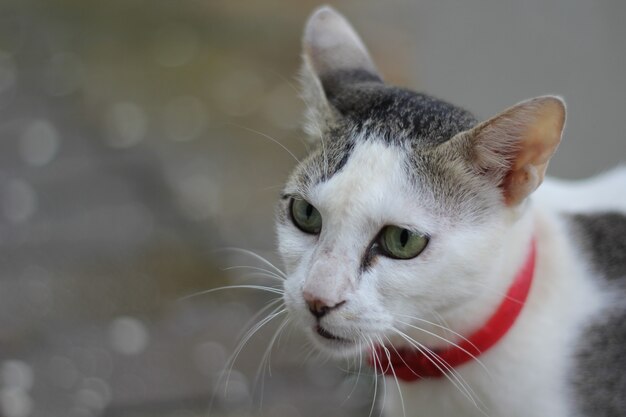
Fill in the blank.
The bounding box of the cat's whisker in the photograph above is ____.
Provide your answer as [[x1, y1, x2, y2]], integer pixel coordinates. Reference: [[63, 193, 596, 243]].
[[391, 328, 479, 409], [236, 271, 285, 283], [392, 328, 491, 417], [264, 67, 301, 96], [430, 309, 455, 340], [274, 314, 291, 351], [343, 338, 365, 401], [418, 344, 485, 413], [380, 336, 407, 417], [313, 348, 325, 364], [178, 284, 284, 302], [265, 318, 291, 377], [366, 337, 380, 417], [235, 297, 285, 342], [262, 68, 326, 152], [321, 134, 329, 179], [393, 317, 491, 378], [374, 339, 388, 417], [222, 265, 285, 281], [336, 365, 361, 397], [391, 329, 468, 398], [380, 334, 423, 381], [222, 307, 287, 395], [251, 315, 289, 412], [367, 336, 390, 417], [258, 183, 287, 192], [254, 316, 292, 410], [208, 304, 286, 415], [393, 312, 479, 352], [229, 123, 301, 163], [215, 247, 287, 278], [471, 280, 528, 305], [301, 346, 316, 365]]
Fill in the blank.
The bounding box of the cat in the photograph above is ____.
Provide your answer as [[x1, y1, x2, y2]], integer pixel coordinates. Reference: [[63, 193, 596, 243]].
[[273, 5, 626, 417]]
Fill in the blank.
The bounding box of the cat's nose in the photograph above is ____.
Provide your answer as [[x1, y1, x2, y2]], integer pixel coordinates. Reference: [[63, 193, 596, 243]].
[[303, 292, 346, 318]]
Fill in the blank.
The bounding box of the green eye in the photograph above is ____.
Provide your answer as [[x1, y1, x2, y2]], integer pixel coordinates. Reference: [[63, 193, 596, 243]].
[[379, 226, 428, 259], [290, 199, 322, 234]]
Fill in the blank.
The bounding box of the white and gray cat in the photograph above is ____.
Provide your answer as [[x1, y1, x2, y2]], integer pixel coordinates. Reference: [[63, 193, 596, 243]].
[[272, 6, 625, 417]]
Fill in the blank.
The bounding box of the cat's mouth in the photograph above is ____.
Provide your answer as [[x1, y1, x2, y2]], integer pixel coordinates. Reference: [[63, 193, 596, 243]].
[[314, 324, 352, 343]]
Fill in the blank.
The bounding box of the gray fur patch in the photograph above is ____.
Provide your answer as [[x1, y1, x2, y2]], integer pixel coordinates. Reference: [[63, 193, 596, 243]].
[[321, 69, 477, 145], [568, 212, 626, 416], [571, 309, 626, 417], [569, 212, 626, 280]]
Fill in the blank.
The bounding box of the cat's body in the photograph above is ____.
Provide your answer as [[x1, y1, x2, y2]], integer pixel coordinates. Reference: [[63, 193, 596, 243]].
[[275, 7, 626, 417]]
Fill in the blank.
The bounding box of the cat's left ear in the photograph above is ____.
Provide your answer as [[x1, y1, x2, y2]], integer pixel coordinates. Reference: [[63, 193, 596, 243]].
[[300, 6, 382, 138], [462, 96, 566, 206]]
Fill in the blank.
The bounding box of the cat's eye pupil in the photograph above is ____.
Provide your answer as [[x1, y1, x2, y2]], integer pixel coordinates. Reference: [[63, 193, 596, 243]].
[[290, 198, 322, 235], [400, 229, 409, 247], [378, 225, 428, 260]]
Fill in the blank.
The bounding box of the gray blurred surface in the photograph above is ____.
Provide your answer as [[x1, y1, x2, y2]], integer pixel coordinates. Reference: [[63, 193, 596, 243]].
[[0, 0, 624, 416]]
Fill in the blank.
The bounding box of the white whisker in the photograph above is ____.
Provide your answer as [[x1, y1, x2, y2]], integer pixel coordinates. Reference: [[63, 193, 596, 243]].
[[390, 330, 469, 398], [343, 339, 365, 402], [235, 298, 285, 341], [390, 328, 480, 409], [393, 312, 480, 353], [394, 318, 491, 378], [208, 304, 286, 415], [367, 337, 379, 417], [216, 247, 287, 278], [223, 307, 287, 394], [254, 316, 292, 410], [178, 284, 284, 302], [471, 280, 525, 305], [380, 336, 407, 417], [265, 318, 291, 378], [236, 271, 286, 283], [230, 123, 300, 163], [223, 265, 285, 281]]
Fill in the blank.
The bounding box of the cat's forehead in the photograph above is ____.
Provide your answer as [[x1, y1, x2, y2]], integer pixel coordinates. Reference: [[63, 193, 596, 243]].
[[285, 132, 498, 226], [323, 71, 477, 145], [297, 140, 428, 230], [290, 82, 478, 190], [315, 139, 409, 207], [285, 134, 401, 197]]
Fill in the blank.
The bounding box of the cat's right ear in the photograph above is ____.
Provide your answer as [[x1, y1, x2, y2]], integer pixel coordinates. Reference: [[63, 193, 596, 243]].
[[457, 96, 566, 207], [300, 6, 382, 138]]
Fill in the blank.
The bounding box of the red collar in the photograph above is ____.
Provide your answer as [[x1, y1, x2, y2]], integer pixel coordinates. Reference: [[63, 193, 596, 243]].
[[372, 238, 536, 381]]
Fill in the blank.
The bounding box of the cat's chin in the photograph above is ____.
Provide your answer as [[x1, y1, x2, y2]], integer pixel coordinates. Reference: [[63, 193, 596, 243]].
[[306, 325, 363, 358]]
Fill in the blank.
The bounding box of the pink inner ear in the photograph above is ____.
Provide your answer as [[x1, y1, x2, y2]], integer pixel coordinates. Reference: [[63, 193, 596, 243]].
[[503, 164, 540, 206], [482, 96, 566, 207]]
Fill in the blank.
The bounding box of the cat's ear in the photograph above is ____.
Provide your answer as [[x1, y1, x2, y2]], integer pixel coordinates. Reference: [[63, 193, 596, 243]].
[[463, 96, 566, 206], [300, 6, 382, 137]]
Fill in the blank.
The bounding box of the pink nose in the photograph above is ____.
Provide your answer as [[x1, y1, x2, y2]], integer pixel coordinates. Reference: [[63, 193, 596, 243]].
[[303, 292, 346, 318]]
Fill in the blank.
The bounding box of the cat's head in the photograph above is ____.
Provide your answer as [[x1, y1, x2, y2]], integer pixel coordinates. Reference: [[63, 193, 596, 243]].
[[277, 6, 565, 357]]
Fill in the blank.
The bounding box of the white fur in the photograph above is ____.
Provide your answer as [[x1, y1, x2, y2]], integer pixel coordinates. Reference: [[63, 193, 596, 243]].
[[381, 205, 607, 417], [536, 165, 626, 213], [277, 139, 623, 416]]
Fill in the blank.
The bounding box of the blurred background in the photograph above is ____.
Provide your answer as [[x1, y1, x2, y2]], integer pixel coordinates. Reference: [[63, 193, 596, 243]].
[[0, 0, 624, 416]]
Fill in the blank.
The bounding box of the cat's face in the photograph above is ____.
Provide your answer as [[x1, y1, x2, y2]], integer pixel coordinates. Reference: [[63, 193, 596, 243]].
[[277, 7, 565, 358], [277, 138, 507, 357]]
